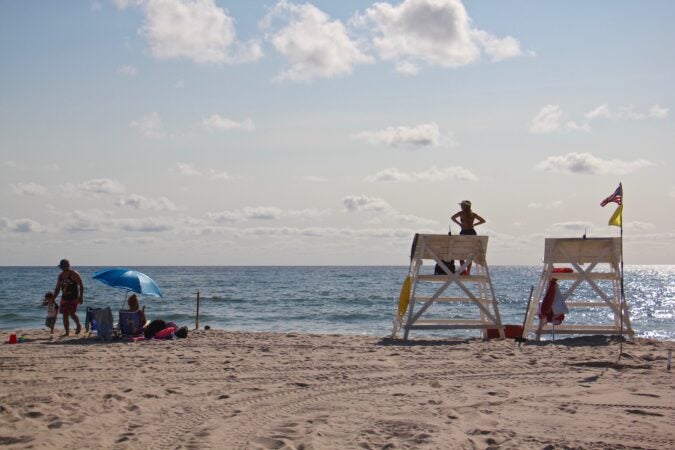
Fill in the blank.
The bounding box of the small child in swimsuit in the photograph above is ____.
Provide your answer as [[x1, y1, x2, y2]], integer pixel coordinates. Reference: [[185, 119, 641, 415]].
[[42, 291, 58, 334]]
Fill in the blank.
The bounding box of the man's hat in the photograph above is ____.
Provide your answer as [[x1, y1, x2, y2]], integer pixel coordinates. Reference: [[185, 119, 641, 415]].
[[459, 200, 471, 207], [58, 259, 70, 269]]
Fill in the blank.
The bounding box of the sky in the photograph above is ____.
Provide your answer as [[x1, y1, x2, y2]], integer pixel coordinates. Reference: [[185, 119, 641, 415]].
[[1, 0, 674, 266]]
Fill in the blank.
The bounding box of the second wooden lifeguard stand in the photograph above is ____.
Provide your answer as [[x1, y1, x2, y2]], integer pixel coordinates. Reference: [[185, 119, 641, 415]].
[[392, 234, 504, 340], [522, 237, 633, 340]]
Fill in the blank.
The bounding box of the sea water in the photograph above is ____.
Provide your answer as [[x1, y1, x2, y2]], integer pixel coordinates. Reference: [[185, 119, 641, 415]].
[[0, 265, 673, 340]]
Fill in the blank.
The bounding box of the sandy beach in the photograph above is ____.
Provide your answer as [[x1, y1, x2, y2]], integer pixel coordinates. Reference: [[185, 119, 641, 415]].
[[1, 329, 673, 449]]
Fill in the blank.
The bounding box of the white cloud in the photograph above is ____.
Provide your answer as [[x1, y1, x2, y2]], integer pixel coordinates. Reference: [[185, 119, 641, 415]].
[[117, 194, 177, 211], [550, 221, 594, 233], [352, 122, 443, 148], [353, 0, 524, 74], [10, 182, 47, 196], [207, 206, 283, 223], [80, 178, 125, 194], [61, 209, 112, 233], [534, 152, 654, 175], [116, 0, 262, 64], [528, 200, 563, 210], [202, 114, 255, 131], [132, 112, 167, 139], [365, 165, 477, 182], [117, 217, 173, 232], [0, 217, 42, 233], [343, 195, 392, 212], [207, 211, 242, 224], [670, 187, 675, 198], [649, 104, 669, 118], [242, 206, 283, 220], [176, 162, 201, 176], [286, 208, 332, 220], [533, 103, 669, 134], [624, 221, 656, 231], [116, 65, 138, 76], [529, 105, 588, 134], [4, 161, 59, 171], [261, 0, 373, 82], [176, 163, 233, 180]]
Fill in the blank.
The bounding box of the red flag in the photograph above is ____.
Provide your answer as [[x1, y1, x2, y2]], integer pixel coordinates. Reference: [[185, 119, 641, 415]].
[[600, 183, 622, 207]]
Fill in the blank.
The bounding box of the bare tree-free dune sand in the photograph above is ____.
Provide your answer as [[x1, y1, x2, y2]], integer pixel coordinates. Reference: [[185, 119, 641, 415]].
[[1, 329, 674, 449]]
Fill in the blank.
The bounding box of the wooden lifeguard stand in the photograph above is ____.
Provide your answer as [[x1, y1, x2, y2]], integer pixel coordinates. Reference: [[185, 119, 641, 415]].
[[522, 237, 633, 340], [392, 234, 504, 340]]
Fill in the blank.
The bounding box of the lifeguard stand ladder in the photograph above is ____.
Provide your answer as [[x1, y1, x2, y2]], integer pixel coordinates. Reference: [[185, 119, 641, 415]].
[[522, 237, 633, 340], [393, 234, 504, 340]]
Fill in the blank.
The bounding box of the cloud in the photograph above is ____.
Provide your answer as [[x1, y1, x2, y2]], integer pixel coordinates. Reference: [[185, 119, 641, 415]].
[[207, 206, 282, 223], [117, 217, 173, 232], [116, 65, 138, 76], [175, 163, 233, 181], [81, 178, 125, 194], [3, 161, 59, 171], [132, 112, 167, 139], [116, 0, 262, 64], [534, 152, 654, 175], [0, 217, 42, 233], [352, 0, 525, 74], [528, 200, 563, 209], [549, 221, 594, 233], [61, 209, 112, 233], [286, 208, 332, 220], [242, 206, 283, 220], [202, 114, 255, 132], [529, 105, 588, 134], [343, 195, 392, 212], [365, 165, 477, 182], [117, 194, 177, 211], [352, 123, 444, 148], [261, 0, 373, 81], [532, 103, 669, 134], [10, 182, 47, 196], [342, 195, 436, 227]]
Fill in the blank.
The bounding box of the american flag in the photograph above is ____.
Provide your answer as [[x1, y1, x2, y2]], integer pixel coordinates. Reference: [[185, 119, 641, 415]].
[[600, 183, 622, 207]]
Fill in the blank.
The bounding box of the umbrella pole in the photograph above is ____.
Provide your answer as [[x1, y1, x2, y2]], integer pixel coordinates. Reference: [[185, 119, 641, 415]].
[[195, 290, 200, 331]]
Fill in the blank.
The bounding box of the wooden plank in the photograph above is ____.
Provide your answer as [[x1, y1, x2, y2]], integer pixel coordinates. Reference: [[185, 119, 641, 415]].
[[418, 275, 488, 282]]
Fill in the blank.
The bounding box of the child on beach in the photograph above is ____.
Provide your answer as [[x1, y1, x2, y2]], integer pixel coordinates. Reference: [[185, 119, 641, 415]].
[[127, 294, 147, 326], [42, 291, 58, 334]]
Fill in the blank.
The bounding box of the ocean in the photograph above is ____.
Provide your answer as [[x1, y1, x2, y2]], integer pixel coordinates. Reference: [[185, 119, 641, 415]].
[[1, 265, 673, 340]]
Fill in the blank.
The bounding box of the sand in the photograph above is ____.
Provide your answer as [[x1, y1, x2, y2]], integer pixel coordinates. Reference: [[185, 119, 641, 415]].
[[1, 329, 674, 449]]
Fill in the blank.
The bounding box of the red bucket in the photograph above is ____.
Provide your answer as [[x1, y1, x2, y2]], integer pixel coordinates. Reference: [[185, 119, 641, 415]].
[[8, 333, 17, 344]]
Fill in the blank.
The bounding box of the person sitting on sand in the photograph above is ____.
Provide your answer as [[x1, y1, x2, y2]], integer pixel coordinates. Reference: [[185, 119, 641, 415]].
[[127, 294, 147, 326], [450, 200, 486, 274], [53, 259, 84, 336], [42, 291, 58, 334]]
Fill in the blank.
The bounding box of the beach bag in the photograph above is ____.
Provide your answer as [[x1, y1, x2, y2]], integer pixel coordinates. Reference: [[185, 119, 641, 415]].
[[85, 307, 114, 341], [434, 260, 456, 275]]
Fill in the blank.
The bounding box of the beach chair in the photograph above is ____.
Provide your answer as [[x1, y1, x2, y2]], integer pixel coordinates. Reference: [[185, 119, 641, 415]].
[[84, 306, 114, 341], [118, 309, 145, 336]]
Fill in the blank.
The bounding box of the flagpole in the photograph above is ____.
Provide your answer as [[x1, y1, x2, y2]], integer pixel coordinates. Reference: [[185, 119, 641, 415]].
[[619, 184, 625, 358]]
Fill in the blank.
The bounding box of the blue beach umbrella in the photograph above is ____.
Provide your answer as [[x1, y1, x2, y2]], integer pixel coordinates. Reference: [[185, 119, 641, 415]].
[[93, 268, 163, 299]]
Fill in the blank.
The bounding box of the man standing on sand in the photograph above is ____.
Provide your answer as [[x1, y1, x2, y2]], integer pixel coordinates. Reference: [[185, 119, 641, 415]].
[[450, 200, 486, 274], [54, 259, 84, 336]]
